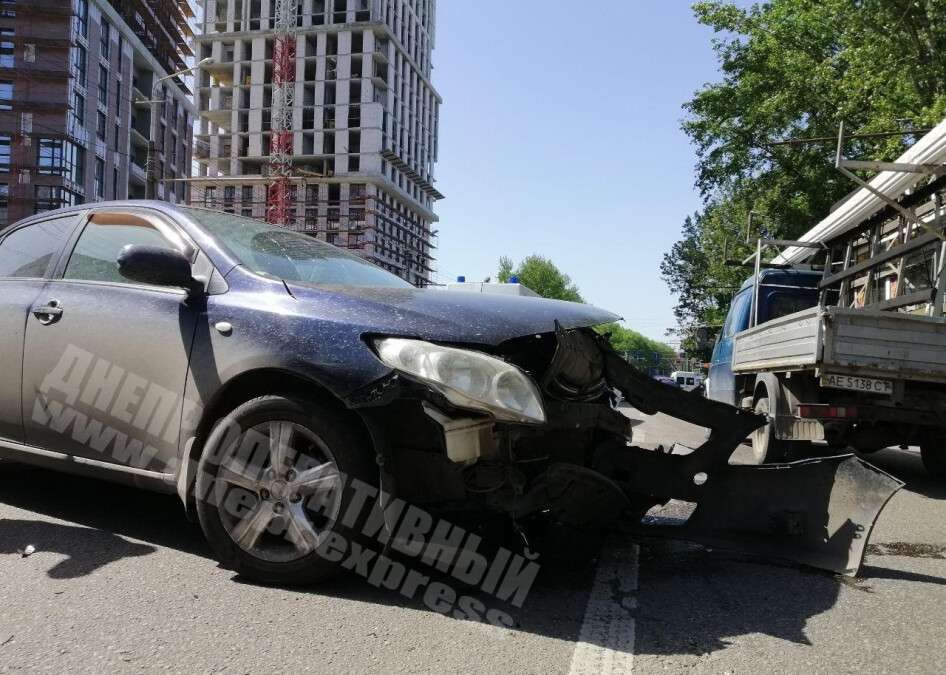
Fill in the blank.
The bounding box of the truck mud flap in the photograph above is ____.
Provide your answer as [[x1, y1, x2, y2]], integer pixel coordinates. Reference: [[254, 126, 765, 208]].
[[593, 331, 903, 576]]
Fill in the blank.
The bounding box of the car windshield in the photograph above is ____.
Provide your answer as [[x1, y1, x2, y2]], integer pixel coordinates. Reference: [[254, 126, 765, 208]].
[[182, 207, 413, 288]]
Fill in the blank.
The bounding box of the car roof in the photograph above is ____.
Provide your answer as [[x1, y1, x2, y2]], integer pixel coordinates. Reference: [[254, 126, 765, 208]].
[[2, 201, 243, 275], [5, 200, 190, 230]]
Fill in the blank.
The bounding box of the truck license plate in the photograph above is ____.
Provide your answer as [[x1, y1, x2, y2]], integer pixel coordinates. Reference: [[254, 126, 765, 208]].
[[820, 373, 894, 395]]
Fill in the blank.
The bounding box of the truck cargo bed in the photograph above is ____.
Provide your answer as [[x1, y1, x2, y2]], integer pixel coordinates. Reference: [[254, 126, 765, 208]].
[[732, 306, 946, 384]]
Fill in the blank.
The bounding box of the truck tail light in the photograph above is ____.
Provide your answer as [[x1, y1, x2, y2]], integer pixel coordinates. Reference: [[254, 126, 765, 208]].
[[797, 404, 859, 419]]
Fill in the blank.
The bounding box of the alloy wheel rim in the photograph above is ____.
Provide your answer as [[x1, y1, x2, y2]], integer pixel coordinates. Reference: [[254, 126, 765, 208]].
[[214, 420, 343, 563]]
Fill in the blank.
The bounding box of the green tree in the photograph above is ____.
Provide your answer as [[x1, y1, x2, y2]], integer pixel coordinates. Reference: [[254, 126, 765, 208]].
[[665, 0, 946, 343], [498, 255, 676, 361], [497, 255, 584, 303], [596, 323, 677, 371]]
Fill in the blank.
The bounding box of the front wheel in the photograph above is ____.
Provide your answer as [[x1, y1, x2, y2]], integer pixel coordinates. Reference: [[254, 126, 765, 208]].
[[195, 395, 376, 585]]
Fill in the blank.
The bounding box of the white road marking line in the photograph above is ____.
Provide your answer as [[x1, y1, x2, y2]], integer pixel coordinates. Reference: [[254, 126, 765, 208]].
[[568, 541, 639, 675]]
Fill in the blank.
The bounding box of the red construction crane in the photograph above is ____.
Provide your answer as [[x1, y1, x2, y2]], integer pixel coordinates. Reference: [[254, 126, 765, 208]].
[[267, 0, 297, 225]]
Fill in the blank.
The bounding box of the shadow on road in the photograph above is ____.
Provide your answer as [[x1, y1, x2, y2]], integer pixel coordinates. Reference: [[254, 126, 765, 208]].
[[859, 447, 946, 500], [0, 518, 155, 579], [634, 544, 839, 654], [1, 455, 943, 658], [0, 461, 210, 566]]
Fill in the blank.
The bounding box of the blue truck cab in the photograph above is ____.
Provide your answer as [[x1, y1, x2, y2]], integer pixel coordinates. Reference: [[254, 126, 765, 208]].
[[707, 268, 824, 407]]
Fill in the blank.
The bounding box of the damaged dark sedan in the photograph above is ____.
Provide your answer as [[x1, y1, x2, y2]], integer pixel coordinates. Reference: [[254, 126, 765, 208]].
[[0, 202, 902, 584]]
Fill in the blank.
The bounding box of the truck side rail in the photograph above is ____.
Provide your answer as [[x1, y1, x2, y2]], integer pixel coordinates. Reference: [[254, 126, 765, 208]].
[[732, 306, 822, 373]]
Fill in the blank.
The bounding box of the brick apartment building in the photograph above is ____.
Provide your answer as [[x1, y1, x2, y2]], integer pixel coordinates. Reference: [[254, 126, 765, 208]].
[[0, 0, 196, 226]]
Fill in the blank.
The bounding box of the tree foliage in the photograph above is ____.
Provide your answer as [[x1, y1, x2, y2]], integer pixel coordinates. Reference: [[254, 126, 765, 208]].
[[497, 255, 584, 303], [596, 323, 677, 368], [664, 0, 946, 351]]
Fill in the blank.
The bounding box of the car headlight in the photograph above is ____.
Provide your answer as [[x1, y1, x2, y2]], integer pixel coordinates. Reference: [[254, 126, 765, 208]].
[[374, 337, 546, 424]]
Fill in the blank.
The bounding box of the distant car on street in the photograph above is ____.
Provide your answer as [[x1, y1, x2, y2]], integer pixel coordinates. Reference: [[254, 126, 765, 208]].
[[670, 371, 704, 392]]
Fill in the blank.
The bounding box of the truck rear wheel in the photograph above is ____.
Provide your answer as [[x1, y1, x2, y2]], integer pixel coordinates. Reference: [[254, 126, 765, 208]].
[[748, 396, 813, 464], [750, 396, 790, 464], [920, 441, 946, 478]]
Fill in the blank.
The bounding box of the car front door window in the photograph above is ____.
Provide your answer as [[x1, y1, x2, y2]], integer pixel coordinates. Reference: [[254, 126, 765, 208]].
[[63, 213, 183, 284]]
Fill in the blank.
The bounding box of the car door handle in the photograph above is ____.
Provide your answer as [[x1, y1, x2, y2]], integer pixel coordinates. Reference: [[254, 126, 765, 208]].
[[32, 300, 63, 325]]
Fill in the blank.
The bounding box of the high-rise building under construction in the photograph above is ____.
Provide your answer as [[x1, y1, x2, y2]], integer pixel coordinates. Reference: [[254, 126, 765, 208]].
[[193, 0, 442, 287]]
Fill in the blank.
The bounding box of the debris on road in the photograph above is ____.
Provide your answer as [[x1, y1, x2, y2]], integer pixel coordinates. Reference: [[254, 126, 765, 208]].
[[17, 545, 35, 558]]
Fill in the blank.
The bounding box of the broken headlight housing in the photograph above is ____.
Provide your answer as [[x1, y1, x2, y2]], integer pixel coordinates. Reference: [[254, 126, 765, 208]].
[[374, 337, 546, 424]]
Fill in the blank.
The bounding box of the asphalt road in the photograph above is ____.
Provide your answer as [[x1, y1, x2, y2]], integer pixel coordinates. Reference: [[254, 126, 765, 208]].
[[0, 410, 944, 673]]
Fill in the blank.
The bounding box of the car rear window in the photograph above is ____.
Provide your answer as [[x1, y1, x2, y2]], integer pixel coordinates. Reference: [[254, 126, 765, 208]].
[[0, 215, 78, 279]]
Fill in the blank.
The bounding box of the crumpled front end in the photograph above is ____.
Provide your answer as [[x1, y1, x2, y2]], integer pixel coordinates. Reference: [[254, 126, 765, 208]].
[[349, 325, 902, 576]]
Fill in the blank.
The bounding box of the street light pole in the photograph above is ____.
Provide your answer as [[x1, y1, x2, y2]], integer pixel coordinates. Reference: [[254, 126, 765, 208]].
[[145, 57, 214, 200]]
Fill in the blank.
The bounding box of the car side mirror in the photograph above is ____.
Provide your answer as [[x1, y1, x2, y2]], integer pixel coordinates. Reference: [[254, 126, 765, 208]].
[[117, 245, 201, 293]]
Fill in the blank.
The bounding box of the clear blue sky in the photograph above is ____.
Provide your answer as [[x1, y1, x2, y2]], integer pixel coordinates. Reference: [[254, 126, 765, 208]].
[[432, 1, 726, 344]]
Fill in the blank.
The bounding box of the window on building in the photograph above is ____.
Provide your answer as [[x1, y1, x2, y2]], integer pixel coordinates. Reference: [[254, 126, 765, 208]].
[[97, 111, 106, 140], [37, 139, 63, 175], [0, 135, 9, 172], [37, 139, 84, 185], [0, 29, 13, 68], [94, 158, 104, 198], [98, 64, 108, 106], [64, 142, 84, 185], [35, 186, 82, 212], [0, 80, 11, 110], [0, 1, 14, 19], [242, 185, 254, 203], [0, 183, 7, 223], [72, 45, 86, 87], [71, 90, 85, 127], [100, 19, 110, 59], [75, 0, 89, 38]]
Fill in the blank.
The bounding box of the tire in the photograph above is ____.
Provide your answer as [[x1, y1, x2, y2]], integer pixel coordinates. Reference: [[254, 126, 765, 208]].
[[195, 395, 376, 585], [749, 395, 790, 464], [921, 441, 946, 478]]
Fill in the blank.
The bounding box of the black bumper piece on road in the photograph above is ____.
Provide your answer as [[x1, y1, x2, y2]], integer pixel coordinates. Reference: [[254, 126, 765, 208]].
[[595, 330, 903, 576]]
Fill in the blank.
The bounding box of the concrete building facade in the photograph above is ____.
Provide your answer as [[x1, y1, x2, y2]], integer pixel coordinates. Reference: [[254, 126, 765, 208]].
[[0, 0, 196, 226], [193, 0, 442, 286]]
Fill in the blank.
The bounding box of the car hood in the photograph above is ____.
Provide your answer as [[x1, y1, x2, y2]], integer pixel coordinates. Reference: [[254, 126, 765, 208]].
[[283, 281, 621, 346]]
